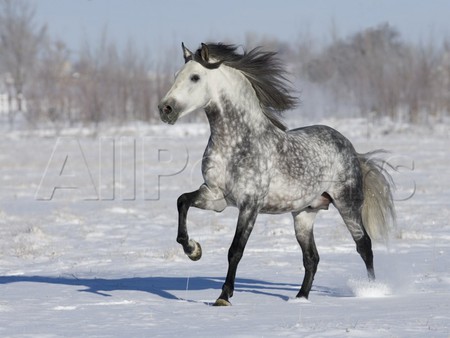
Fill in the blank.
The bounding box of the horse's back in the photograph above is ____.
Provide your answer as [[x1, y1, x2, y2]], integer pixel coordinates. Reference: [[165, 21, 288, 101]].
[[288, 124, 356, 153]]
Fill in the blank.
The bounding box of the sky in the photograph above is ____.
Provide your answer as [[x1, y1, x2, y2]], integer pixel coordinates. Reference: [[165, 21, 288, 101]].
[[32, 0, 450, 59]]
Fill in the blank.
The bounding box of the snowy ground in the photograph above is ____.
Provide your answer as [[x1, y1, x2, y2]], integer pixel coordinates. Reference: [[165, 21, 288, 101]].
[[0, 118, 449, 337]]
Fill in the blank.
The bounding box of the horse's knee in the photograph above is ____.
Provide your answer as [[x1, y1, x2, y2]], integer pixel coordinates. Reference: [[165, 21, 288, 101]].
[[177, 193, 190, 211]]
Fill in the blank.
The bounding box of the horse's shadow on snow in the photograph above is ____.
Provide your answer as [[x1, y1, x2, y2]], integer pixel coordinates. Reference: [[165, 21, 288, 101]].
[[0, 275, 352, 304]]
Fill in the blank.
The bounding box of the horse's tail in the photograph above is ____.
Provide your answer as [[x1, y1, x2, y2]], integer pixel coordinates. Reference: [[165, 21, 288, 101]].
[[358, 151, 396, 242]]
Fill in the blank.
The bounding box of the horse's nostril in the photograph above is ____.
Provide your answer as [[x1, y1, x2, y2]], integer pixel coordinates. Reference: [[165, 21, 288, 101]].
[[163, 105, 173, 115]]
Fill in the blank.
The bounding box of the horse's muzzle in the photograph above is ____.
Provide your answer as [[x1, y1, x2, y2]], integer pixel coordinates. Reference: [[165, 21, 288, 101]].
[[158, 98, 179, 124]]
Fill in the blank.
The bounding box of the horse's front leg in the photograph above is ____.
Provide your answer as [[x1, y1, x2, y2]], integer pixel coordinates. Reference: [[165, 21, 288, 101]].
[[177, 184, 226, 261], [214, 204, 259, 306]]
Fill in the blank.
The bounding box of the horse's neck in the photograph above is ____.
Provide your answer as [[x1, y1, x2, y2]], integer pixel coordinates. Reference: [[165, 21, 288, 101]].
[[205, 69, 276, 142], [205, 94, 272, 142]]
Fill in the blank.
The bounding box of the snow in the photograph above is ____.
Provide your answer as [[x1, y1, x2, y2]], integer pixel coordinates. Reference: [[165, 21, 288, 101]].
[[0, 118, 449, 337]]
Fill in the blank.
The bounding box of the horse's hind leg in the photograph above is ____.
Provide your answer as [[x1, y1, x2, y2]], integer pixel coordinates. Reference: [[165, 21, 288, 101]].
[[293, 210, 319, 299], [355, 230, 375, 281], [334, 198, 375, 281]]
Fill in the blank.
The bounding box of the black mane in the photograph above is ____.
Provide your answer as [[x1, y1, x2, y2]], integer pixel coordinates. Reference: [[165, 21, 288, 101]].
[[194, 43, 298, 131]]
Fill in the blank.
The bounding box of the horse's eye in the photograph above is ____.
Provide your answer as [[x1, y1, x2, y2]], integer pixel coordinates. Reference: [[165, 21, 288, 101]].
[[190, 74, 200, 82]]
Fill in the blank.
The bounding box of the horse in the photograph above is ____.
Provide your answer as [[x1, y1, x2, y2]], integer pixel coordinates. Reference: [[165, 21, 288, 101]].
[[158, 42, 396, 306]]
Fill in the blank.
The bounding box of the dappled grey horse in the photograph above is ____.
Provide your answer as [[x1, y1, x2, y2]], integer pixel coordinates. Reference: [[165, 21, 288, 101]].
[[158, 43, 395, 306]]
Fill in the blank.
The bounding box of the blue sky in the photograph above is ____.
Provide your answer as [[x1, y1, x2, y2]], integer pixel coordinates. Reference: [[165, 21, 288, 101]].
[[32, 0, 450, 57]]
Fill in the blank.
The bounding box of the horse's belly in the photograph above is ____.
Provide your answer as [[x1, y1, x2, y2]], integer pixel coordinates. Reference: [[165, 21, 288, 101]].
[[261, 177, 328, 214], [260, 190, 310, 213]]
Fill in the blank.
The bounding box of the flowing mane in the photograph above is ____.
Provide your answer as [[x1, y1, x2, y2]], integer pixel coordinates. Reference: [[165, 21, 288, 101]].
[[193, 43, 298, 131]]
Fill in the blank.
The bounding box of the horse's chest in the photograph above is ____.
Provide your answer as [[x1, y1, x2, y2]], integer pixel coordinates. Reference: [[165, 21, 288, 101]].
[[202, 152, 227, 189], [202, 145, 271, 199]]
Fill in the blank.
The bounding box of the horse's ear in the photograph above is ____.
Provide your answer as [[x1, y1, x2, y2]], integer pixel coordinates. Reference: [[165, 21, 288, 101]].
[[200, 43, 209, 62], [182, 42, 193, 63]]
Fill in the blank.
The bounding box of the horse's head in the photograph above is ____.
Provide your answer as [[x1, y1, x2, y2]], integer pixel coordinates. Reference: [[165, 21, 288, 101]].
[[158, 43, 216, 124]]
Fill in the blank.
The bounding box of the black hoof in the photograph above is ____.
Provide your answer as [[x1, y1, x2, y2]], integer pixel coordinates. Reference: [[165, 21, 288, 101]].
[[213, 298, 231, 306]]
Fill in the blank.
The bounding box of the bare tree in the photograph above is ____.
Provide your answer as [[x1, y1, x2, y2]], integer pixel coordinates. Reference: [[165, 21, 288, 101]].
[[71, 31, 160, 126], [31, 39, 75, 126], [302, 24, 435, 121], [0, 0, 47, 126], [442, 39, 450, 115]]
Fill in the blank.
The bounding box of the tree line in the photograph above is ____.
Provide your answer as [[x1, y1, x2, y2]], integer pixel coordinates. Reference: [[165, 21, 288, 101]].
[[0, 0, 175, 128], [1, 0, 449, 129], [292, 24, 450, 123]]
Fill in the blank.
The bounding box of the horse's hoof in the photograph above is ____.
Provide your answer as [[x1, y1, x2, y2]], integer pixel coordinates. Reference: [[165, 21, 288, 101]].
[[186, 240, 202, 261], [213, 298, 231, 306]]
